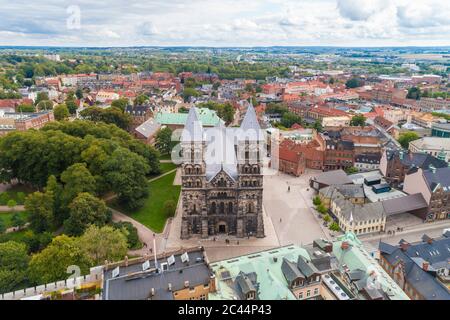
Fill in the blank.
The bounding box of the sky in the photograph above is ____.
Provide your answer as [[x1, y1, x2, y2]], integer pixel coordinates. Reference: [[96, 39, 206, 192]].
[[0, 0, 449, 47]]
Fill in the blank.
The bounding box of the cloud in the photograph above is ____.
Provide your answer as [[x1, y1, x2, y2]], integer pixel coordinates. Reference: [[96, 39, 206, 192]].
[[337, 0, 390, 21], [0, 0, 449, 46]]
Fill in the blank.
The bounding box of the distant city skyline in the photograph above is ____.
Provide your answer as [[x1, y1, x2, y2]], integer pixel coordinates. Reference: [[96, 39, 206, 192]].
[[0, 0, 450, 47]]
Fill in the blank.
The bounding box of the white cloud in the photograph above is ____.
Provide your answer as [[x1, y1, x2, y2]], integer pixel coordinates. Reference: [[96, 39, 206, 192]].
[[0, 0, 449, 46]]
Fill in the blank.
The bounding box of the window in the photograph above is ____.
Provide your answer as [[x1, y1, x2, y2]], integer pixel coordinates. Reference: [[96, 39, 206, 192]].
[[306, 290, 311, 297], [298, 292, 303, 299], [314, 288, 319, 295]]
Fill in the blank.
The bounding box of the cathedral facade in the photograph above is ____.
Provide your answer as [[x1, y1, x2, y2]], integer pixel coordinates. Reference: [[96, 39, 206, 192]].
[[180, 105, 265, 239]]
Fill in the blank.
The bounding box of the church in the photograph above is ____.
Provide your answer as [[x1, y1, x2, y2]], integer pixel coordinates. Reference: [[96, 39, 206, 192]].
[[180, 105, 265, 239]]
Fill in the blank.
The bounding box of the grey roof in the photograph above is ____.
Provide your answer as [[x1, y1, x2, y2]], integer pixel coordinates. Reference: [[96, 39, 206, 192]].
[[386, 150, 448, 170], [381, 193, 428, 216], [281, 258, 305, 283], [312, 170, 353, 186], [423, 167, 450, 192], [181, 107, 204, 142], [379, 241, 450, 300], [235, 271, 258, 296], [103, 250, 211, 300], [135, 118, 161, 139], [335, 197, 385, 223], [320, 184, 365, 200], [240, 103, 260, 131], [204, 126, 238, 181], [404, 236, 450, 268], [297, 255, 319, 278], [355, 153, 381, 164]]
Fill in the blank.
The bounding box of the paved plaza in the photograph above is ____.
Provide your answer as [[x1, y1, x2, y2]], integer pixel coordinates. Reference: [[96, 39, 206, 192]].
[[162, 168, 328, 261]]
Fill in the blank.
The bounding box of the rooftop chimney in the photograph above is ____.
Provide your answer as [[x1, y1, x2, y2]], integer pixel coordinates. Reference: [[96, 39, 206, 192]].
[[400, 241, 410, 251], [422, 261, 429, 272], [341, 241, 350, 250], [168, 283, 172, 291], [184, 280, 190, 288], [151, 288, 155, 296]]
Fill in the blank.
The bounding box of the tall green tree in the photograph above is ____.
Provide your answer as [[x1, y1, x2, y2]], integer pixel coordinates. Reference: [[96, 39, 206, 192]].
[[0, 241, 29, 294], [350, 115, 366, 127], [53, 104, 70, 121], [77, 225, 128, 265], [111, 98, 129, 112], [25, 191, 54, 233], [155, 127, 174, 155], [398, 131, 420, 149], [60, 163, 96, 208], [27, 235, 91, 285], [64, 193, 110, 236]]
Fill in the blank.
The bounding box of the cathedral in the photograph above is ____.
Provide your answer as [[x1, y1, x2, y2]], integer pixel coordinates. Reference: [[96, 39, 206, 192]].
[[180, 105, 265, 239]]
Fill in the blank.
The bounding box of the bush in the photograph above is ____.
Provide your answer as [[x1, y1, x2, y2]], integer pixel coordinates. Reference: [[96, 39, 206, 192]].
[[323, 214, 331, 223], [163, 200, 176, 218], [112, 221, 141, 250], [0, 193, 9, 205], [329, 222, 340, 232], [16, 192, 26, 204], [316, 204, 327, 215], [313, 196, 322, 206]]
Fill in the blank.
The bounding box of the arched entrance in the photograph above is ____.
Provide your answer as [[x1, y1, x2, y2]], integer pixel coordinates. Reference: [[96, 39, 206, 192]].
[[217, 221, 227, 234]]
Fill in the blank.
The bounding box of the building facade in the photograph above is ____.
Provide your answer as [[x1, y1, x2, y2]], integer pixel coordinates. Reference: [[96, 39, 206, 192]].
[[180, 106, 265, 239]]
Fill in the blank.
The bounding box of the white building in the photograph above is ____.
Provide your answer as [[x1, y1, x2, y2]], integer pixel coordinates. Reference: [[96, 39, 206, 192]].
[[409, 137, 450, 163]]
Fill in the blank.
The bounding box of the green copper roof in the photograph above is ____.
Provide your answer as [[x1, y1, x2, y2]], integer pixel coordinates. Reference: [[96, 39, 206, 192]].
[[333, 232, 410, 300], [155, 107, 222, 127], [208, 245, 312, 300]]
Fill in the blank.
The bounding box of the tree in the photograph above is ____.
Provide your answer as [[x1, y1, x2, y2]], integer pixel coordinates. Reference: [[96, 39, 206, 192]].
[[25, 191, 54, 233], [406, 87, 421, 100], [134, 94, 149, 106], [36, 100, 53, 111], [17, 104, 35, 113], [9, 213, 24, 230], [182, 88, 200, 102], [28, 235, 91, 285], [397, 131, 420, 149], [53, 104, 70, 121], [60, 163, 97, 208], [64, 193, 110, 236], [111, 98, 129, 112], [112, 221, 140, 249], [329, 222, 340, 232], [313, 196, 322, 206], [312, 120, 323, 132], [323, 214, 331, 223], [102, 148, 150, 209], [350, 115, 366, 127], [345, 166, 359, 175], [280, 112, 303, 128], [7, 199, 17, 211], [75, 88, 83, 100], [77, 225, 128, 265], [80, 107, 131, 130], [345, 78, 363, 89], [23, 230, 53, 253], [0, 241, 29, 294], [155, 127, 174, 155], [45, 175, 64, 226], [65, 99, 78, 114], [35, 92, 49, 105], [316, 204, 327, 215], [163, 200, 177, 218]]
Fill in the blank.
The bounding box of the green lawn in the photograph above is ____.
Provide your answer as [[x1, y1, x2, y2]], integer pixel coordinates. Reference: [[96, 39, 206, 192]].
[[110, 171, 181, 233], [0, 211, 29, 228], [159, 162, 177, 174], [158, 153, 172, 160]]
